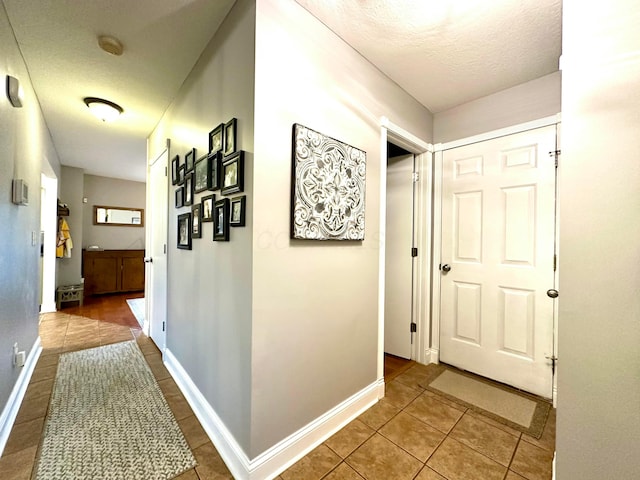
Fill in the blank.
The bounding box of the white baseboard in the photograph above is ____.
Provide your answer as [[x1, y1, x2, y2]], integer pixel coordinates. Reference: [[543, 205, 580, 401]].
[[164, 348, 381, 480], [0, 337, 42, 457], [425, 348, 439, 364], [40, 302, 57, 314], [251, 379, 382, 479]]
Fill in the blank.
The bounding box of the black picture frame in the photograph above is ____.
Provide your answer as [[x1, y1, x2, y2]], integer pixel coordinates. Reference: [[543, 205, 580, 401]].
[[208, 151, 222, 191], [229, 195, 246, 227], [221, 150, 244, 195], [201, 194, 215, 222], [194, 154, 210, 193], [175, 187, 184, 208], [213, 198, 230, 241], [185, 148, 196, 173], [177, 164, 186, 185], [177, 213, 192, 250], [184, 173, 194, 206], [209, 123, 224, 154], [171, 155, 180, 185], [191, 204, 202, 239], [223, 118, 237, 156]]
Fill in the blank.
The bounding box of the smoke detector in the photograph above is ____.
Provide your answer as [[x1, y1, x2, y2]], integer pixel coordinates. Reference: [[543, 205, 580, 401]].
[[98, 35, 124, 56]]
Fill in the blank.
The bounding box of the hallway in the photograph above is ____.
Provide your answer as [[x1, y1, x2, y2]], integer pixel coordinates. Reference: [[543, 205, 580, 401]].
[[0, 294, 232, 479]]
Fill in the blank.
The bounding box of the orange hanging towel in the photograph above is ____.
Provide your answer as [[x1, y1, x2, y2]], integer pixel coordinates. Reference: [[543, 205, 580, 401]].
[[56, 218, 73, 258]]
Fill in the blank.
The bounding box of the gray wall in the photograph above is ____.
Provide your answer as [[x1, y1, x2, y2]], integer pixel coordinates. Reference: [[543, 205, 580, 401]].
[[433, 71, 561, 143], [0, 2, 60, 416], [149, 0, 256, 454], [556, 0, 640, 477], [250, 0, 433, 457], [57, 166, 84, 286], [82, 174, 146, 250], [149, 0, 434, 460]]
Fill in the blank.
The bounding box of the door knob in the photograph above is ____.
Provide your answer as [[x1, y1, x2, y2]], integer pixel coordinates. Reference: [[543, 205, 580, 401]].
[[144, 257, 153, 263], [441, 264, 451, 273], [547, 289, 559, 298]]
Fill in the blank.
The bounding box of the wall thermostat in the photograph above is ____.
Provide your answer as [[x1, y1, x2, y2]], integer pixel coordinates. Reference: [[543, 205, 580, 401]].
[[12, 179, 29, 206]]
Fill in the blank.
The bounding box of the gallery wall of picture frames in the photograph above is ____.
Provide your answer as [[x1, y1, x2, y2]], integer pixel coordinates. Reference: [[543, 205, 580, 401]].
[[173, 117, 247, 249]]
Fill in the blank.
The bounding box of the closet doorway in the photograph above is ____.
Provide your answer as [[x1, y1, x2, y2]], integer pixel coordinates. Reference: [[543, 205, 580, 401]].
[[384, 143, 416, 359]]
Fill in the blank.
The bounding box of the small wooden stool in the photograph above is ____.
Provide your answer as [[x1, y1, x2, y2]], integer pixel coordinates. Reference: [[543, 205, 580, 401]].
[[56, 284, 84, 309]]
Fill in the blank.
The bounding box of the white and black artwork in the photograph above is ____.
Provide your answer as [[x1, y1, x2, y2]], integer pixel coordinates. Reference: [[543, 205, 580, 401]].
[[291, 124, 366, 240]]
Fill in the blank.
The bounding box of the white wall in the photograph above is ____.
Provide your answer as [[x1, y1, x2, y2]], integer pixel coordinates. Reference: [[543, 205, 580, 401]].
[[148, 0, 255, 453], [250, 0, 433, 458], [82, 174, 146, 250], [433, 71, 561, 143], [556, 1, 640, 477], [0, 2, 60, 419]]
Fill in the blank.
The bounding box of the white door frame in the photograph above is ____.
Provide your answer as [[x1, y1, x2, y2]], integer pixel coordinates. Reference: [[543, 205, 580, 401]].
[[430, 114, 562, 367], [145, 140, 170, 349], [377, 117, 432, 385], [40, 174, 58, 313]]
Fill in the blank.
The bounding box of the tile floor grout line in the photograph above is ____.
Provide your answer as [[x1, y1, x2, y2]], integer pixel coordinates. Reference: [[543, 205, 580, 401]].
[[507, 436, 523, 478]]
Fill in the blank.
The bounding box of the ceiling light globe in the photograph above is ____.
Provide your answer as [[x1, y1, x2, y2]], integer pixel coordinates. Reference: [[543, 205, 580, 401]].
[[83, 97, 123, 122]]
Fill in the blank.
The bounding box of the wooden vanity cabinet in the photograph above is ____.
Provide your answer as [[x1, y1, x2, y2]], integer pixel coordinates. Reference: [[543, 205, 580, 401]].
[[83, 249, 145, 295]]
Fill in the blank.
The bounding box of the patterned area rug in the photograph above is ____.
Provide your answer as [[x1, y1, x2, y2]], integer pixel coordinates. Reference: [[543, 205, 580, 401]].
[[126, 297, 145, 327], [34, 341, 196, 479]]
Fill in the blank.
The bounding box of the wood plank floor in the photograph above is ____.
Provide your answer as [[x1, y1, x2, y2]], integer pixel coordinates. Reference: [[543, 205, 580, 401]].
[[59, 291, 144, 327], [383, 353, 415, 382]]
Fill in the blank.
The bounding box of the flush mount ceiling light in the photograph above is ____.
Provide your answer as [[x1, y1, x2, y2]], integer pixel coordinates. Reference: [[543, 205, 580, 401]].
[[83, 97, 123, 122], [98, 35, 124, 56]]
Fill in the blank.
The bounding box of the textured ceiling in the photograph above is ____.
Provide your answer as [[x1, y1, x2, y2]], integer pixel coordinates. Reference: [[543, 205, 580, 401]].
[[3, 0, 236, 182], [4, 0, 562, 183], [295, 0, 562, 113]]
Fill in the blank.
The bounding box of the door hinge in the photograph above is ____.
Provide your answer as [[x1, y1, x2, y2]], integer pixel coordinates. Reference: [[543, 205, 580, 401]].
[[546, 354, 558, 375], [162, 321, 165, 332], [411, 247, 418, 257], [165, 166, 168, 176], [412, 172, 419, 183], [410, 322, 417, 333], [549, 150, 561, 167], [164, 244, 167, 254], [553, 254, 557, 271]]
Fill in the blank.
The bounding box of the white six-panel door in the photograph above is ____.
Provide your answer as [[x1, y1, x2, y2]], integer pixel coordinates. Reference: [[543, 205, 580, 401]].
[[440, 126, 556, 397]]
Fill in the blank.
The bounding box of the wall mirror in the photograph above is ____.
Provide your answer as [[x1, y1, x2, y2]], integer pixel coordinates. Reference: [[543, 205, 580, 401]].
[[94, 205, 144, 227]]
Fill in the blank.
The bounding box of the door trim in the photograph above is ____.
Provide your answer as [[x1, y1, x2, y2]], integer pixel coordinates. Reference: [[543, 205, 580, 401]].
[[430, 114, 561, 369], [378, 117, 432, 383], [145, 140, 170, 346]]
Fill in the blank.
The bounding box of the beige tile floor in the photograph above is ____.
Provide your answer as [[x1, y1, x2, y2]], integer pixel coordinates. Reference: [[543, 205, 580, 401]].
[[0, 299, 555, 480], [277, 363, 555, 480], [0, 307, 233, 480]]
